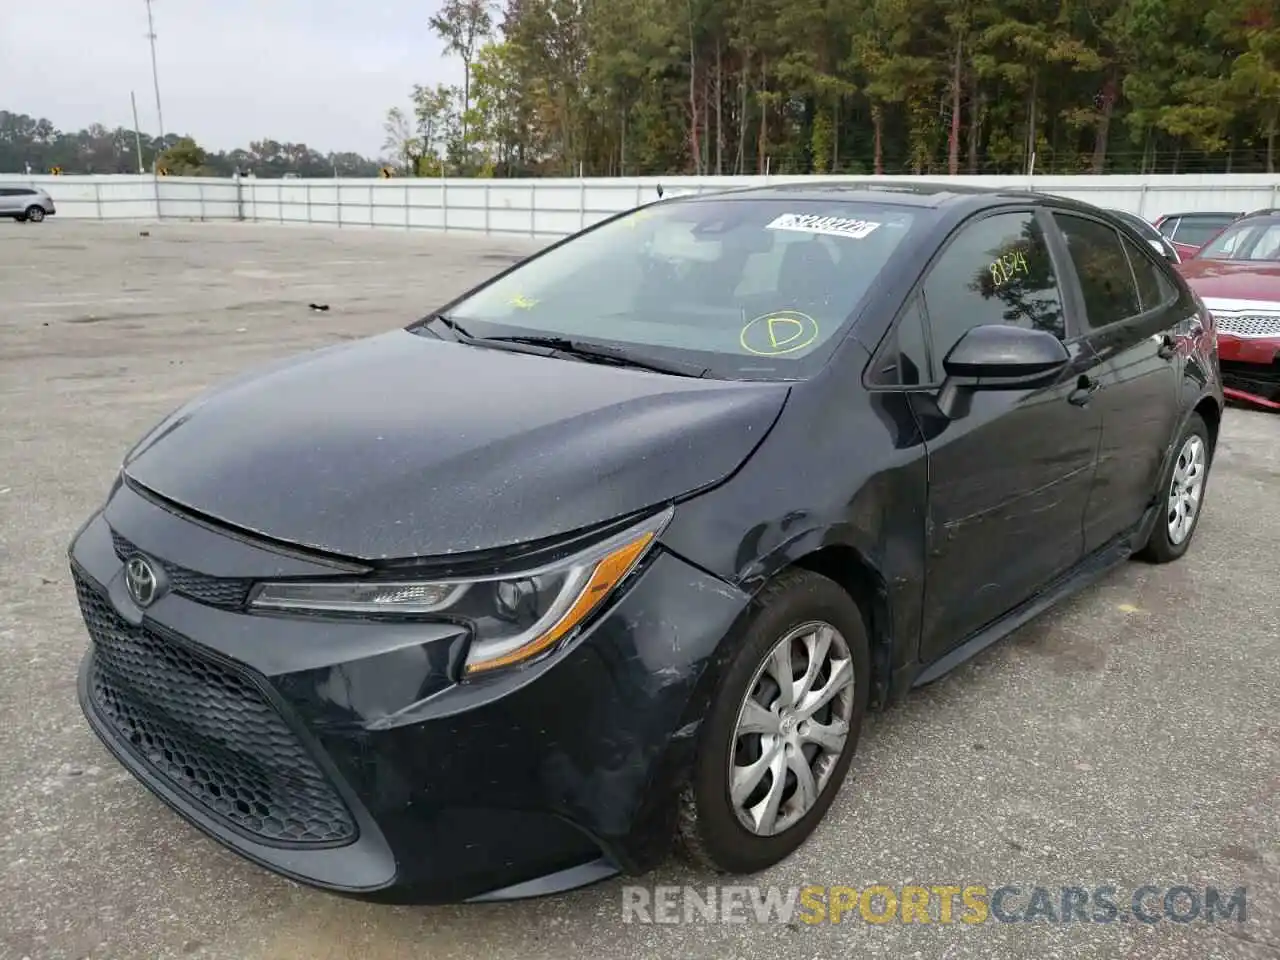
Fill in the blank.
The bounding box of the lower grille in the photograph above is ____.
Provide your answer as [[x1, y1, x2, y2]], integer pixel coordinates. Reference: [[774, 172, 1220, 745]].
[[74, 569, 357, 847], [1221, 359, 1280, 401]]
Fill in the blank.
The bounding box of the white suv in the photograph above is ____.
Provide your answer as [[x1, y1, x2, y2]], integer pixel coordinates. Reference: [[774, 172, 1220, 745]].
[[0, 186, 57, 223]]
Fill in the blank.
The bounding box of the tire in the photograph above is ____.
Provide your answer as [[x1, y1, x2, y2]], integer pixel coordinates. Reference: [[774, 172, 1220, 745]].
[[1135, 412, 1212, 564], [25, 205, 45, 223], [677, 568, 870, 874], [13, 214, 26, 223]]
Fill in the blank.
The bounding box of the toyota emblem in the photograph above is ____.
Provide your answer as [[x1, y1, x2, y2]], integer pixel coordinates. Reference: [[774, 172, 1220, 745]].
[[125, 555, 160, 607]]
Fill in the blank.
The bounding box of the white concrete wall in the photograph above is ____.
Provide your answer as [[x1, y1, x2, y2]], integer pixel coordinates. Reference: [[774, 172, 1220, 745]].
[[5, 172, 1279, 238]]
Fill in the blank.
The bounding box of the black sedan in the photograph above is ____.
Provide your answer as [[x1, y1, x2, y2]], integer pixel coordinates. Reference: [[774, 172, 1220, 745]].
[[69, 182, 1224, 904]]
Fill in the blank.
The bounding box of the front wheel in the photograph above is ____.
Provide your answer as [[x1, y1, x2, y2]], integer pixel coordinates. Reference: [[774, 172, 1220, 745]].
[[24, 205, 45, 223], [1136, 412, 1212, 563], [677, 568, 870, 874]]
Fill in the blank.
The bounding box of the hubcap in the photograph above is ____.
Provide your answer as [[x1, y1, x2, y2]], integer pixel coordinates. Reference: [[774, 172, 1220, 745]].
[[1167, 434, 1206, 545], [729, 621, 856, 837]]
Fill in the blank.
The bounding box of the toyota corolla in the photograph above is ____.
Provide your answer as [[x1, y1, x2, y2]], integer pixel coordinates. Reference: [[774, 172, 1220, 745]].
[[70, 183, 1223, 904]]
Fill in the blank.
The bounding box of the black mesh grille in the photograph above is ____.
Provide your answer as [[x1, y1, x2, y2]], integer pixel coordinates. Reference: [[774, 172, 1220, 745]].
[[74, 569, 357, 847], [110, 529, 252, 609]]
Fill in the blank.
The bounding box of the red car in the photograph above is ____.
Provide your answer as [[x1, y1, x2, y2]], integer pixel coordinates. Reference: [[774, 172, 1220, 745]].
[[1177, 210, 1280, 410], [1155, 211, 1243, 260]]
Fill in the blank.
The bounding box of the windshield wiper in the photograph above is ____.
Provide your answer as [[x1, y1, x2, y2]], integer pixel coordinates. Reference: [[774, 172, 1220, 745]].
[[482, 335, 709, 378], [421, 313, 476, 339]]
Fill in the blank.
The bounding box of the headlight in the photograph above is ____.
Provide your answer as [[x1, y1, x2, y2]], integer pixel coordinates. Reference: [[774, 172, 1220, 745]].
[[250, 508, 672, 675]]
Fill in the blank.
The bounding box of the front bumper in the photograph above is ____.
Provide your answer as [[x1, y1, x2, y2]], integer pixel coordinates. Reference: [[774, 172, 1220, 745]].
[[1217, 334, 1280, 410], [69, 482, 751, 903]]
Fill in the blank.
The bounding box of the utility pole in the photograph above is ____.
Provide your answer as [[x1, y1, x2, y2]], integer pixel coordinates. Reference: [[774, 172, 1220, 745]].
[[144, 0, 166, 143], [130, 91, 146, 174]]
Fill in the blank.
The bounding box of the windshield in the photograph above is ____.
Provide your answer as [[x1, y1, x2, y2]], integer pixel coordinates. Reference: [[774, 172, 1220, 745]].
[[1196, 219, 1280, 261], [420, 197, 919, 380]]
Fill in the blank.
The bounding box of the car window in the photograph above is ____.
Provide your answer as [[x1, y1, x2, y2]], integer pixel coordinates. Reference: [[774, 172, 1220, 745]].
[[1157, 217, 1179, 238], [1173, 216, 1233, 246], [919, 210, 1066, 367], [1119, 235, 1176, 313], [1196, 220, 1280, 261], [435, 198, 919, 381], [1053, 214, 1142, 329], [869, 294, 930, 386]]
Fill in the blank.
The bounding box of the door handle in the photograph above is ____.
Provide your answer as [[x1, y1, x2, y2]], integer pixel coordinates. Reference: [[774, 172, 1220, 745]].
[[1068, 374, 1101, 406], [1157, 334, 1177, 359]]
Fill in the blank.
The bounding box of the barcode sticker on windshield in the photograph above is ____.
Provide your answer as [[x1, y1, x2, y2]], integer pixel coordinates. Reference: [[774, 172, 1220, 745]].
[[766, 213, 881, 240]]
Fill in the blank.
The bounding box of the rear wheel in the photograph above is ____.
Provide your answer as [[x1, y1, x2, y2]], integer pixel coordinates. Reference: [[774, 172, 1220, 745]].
[[677, 568, 869, 874], [1136, 412, 1211, 563], [25, 205, 45, 223]]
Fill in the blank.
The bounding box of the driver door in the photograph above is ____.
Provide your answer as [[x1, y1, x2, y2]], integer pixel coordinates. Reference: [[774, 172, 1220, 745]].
[[905, 208, 1106, 662]]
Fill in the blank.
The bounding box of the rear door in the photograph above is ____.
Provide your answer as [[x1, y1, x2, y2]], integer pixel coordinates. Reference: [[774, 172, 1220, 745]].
[[0, 189, 20, 215], [1048, 210, 1184, 552]]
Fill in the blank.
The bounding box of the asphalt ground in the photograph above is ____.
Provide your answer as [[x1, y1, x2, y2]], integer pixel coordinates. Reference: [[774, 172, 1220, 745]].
[[1, 220, 1277, 960]]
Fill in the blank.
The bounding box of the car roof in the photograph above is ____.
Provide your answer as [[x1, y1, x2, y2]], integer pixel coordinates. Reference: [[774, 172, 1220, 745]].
[[673, 179, 1047, 210], [1161, 210, 1242, 218], [1231, 211, 1280, 225]]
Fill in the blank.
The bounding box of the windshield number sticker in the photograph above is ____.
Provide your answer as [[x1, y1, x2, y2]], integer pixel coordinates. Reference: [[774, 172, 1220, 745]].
[[508, 293, 538, 310], [766, 213, 881, 240], [989, 249, 1029, 289]]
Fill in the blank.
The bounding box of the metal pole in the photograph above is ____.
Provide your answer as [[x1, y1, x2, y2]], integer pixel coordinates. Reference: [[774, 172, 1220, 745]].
[[144, 0, 166, 142], [130, 91, 145, 174]]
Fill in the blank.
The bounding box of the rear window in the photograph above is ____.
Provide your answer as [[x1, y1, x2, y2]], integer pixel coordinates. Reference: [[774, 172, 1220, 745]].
[[432, 198, 919, 380]]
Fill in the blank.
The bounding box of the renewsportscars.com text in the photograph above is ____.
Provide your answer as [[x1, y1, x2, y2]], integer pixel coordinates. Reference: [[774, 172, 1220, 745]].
[[621, 884, 1247, 926]]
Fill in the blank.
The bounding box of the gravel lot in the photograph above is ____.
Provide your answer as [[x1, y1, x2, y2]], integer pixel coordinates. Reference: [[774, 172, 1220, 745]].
[[1, 220, 1277, 960]]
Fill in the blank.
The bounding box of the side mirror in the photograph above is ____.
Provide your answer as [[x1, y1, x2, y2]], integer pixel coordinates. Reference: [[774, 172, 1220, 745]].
[[935, 324, 1070, 419]]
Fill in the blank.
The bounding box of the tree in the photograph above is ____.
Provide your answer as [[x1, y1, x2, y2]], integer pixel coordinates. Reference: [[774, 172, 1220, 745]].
[[412, 84, 460, 172], [1222, 0, 1280, 170], [0, 109, 382, 176], [157, 136, 208, 175], [429, 0, 495, 149], [382, 106, 420, 173]]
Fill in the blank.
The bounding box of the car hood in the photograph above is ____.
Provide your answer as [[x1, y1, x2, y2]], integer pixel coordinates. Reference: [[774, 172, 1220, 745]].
[[1177, 259, 1280, 301], [123, 330, 790, 560]]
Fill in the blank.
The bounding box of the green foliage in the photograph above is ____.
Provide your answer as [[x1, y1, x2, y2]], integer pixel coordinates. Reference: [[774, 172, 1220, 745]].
[[0, 110, 382, 177], [395, 0, 1280, 174], [157, 136, 207, 175]]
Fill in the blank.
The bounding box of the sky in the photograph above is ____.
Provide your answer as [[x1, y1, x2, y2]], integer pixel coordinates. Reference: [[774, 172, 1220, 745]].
[[0, 0, 460, 157]]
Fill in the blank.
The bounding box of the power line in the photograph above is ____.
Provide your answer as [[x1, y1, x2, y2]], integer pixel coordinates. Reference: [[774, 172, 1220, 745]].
[[144, 0, 166, 143]]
